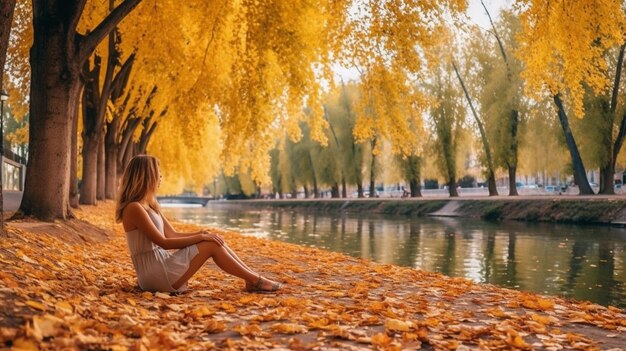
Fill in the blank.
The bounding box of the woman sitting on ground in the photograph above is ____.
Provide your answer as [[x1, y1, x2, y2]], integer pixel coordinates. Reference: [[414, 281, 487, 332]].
[[116, 155, 282, 293]]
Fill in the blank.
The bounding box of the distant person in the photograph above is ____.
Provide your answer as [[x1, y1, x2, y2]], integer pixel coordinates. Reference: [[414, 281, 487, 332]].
[[116, 155, 282, 294]]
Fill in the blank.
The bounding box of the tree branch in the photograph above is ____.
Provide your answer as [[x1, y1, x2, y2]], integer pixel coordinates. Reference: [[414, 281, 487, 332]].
[[610, 43, 625, 114], [111, 53, 135, 101], [78, 0, 142, 64]]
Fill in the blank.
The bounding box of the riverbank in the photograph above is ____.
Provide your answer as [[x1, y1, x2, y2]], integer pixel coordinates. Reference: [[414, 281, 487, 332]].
[[1, 202, 625, 350], [220, 196, 626, 225]]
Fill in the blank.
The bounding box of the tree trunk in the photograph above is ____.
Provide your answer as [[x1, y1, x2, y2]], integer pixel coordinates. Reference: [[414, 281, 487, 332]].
[[97, 133, 105, 200], [598, 44, 625, 195], [508, 165, 518, 196], [341, 176, 347, 198], [553, 94, 594, 195], [599, 162, 615, 195], [0, 0, 16, 234], [0, 1, 16, 88], [369, 138, 377, 198], [305, 151, 319, 198], [80, 138, 98, 205], [452, 61, 498, 196], [357, 183, 364, 198], [409, 179, 421, 197], [507, 109, 520, 196], [19, 0, 142, 220], [448, 177, 459, 197], [20, 12, 82, 220], [69, 107, 80, 208], [331, 183, 339, 198], [104, 116, 119, 199], [303, 185, 309, 198], [80, 58, 101, 205]]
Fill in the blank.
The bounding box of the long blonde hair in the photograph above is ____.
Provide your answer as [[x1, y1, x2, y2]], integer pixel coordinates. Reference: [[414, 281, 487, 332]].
[[115, 155, 161, 222]]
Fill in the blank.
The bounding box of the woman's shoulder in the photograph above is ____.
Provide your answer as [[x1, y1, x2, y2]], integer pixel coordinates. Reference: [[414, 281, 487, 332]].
[[124, 201, 148, 216]]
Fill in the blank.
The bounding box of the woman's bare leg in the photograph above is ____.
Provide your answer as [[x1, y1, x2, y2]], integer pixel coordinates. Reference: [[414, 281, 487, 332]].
[[172, 241, 281, 291], [172, 241, 257, 290], [222, 244, 280, 290], [223, 244, 254, 272]]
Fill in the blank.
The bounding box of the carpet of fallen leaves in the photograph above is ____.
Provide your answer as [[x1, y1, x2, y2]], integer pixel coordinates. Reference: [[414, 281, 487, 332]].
[[1, 202, 625, 351]]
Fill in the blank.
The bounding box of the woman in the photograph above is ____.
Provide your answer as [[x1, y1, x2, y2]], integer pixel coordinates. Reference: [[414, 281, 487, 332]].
[[116, 155, 282, 293]]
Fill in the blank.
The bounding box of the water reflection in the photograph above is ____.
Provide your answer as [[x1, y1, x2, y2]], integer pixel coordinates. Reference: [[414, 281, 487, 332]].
[[162, 205, 626, 308]]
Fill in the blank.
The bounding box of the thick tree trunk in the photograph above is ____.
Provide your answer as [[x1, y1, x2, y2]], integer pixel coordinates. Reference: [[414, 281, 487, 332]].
[[599, 163, 615, 195], [409, 179, 421, 197], [19, 11, 82, 220], [331, 183, 339, 198], [19, 0, 142, 220], [0, 0, 16, 234], [341, 177, 347, 198], [448, 176, 459, 197], [97, 133, 105, 200], [553, 94, 594, 195], [357, 183, 364, 198]]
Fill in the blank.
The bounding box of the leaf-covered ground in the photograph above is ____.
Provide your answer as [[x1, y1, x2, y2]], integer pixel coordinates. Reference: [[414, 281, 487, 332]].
[[1, 202, 625, 350]]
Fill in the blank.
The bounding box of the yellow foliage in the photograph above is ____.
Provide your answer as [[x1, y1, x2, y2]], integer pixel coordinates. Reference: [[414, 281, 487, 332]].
[[516, 0, 626, 117]]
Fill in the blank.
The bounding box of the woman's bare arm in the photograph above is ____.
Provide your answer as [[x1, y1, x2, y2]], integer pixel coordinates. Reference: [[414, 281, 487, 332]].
[[123, 203, 222, 249]]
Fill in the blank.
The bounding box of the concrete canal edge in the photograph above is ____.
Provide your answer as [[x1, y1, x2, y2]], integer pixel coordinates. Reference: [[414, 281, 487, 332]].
[[216, 197, 626, 226]]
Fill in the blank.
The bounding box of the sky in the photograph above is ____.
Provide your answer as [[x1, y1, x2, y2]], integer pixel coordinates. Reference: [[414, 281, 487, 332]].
[[333, 0, 512, 81]]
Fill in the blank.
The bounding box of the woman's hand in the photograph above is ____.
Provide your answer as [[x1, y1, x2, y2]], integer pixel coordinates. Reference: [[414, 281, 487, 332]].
[[201, 231, 224, 246]]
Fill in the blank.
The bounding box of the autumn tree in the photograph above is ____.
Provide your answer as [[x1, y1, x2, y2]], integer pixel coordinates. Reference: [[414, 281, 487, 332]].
[[428, 64, 467, 197], [16, 0, 142, 220], [516, 0, 626, 195]]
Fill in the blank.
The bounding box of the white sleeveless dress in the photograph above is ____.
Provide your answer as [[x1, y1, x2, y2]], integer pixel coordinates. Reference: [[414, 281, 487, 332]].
[[125, 209, 199, 292]]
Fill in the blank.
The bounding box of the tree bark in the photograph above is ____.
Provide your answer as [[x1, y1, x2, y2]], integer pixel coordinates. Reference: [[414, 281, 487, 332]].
[[409, 179, 421, 197], [369, 138, 377, 198], [0, 0, 16, 234], [104, 115, 119, 199], [508, 165, 518, 196], [553, 94, 594, 195], [599, 43, 625, 195], [18, 0, 142, 220], [20, 3, 83, 220], [330, 183, 339, 198], [69, 101, 80, 208], [96, 133, 105, 200], [80, 57, 101, 205], [507, 110, 519, 196]]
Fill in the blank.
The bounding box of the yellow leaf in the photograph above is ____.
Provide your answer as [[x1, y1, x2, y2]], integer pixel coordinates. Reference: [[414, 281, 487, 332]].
[[55, 301, 73, 315], [25, 300, 46, 311], [154, 292, 171, 299], [271, 323, 308, 334], [205, 320, 226, 334], [370, 332, 391, 347], [11, 337, 39, 351], [385, 318, 412, 332]]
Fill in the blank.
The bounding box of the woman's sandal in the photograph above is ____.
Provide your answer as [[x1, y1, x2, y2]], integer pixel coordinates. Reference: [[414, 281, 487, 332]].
[[245, 274, 283, 293]]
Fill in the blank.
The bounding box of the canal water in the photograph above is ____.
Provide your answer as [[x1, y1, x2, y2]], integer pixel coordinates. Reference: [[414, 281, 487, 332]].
[[161, 204, 626, 308]]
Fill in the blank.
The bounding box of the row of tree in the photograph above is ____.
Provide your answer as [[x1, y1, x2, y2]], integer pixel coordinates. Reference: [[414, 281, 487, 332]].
[[0, 0, 625, 223]]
